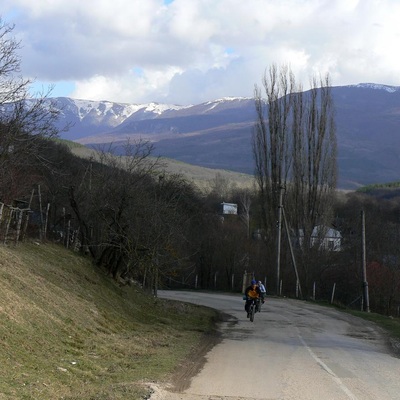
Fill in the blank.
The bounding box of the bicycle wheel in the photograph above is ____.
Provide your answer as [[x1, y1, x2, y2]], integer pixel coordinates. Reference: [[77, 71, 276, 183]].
[[257, 300, 261, 312], [250, 303, 255, 322]]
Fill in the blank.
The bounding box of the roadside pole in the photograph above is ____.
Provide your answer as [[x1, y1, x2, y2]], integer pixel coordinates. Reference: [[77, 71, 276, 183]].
[[361, 210, 370, 312], [282, 206, 302, 299], [276, 187, 284, 296]]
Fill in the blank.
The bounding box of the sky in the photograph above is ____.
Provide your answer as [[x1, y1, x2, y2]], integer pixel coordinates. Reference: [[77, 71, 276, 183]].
[[2, 0, 400, 105]]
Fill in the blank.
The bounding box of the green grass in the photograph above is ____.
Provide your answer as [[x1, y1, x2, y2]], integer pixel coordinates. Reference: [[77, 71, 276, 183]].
[[312, 299, 400, 345], [344, 309, 400, 342], [0, 242, 217, 399], [356, 181, 400, 192]]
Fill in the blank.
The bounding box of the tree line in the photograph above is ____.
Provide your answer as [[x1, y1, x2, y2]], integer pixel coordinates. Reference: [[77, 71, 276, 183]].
[[1, 19, 399, 316]]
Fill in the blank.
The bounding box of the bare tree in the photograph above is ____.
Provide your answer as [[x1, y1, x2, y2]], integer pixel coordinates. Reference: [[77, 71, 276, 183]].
[[0, 19, 60, 203], [233, 188, 253, 239], [287, 75, 337, 291], [252, 64, 337, 295], [208, 172, 232, 200], [253, 65, 295, 238], [0, 19, 25, 105]]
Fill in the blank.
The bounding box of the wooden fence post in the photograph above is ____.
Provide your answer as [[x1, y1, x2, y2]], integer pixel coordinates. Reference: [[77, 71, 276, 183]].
[[4, 208, 13, 245], [38, 185, 44, 241], [44, 203, 50, 240], [15, 209, 24, 244], [331, 283, 336, 304]]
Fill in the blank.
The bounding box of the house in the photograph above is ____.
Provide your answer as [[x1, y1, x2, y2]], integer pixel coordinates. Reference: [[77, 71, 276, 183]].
[[298, 225, 342, 251]]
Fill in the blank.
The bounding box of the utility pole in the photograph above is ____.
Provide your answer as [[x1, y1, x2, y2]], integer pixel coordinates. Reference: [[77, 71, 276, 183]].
[[282, 207, 303, 299], [361, 210, 370, 312], [276, 186, 284, 296]]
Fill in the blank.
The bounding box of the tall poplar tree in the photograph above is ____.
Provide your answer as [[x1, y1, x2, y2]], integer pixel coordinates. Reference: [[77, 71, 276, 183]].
[[253, 64, 337, 295]]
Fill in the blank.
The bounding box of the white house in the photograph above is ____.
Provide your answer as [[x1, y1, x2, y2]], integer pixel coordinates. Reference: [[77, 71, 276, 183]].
[[298, 225, 342, 252]]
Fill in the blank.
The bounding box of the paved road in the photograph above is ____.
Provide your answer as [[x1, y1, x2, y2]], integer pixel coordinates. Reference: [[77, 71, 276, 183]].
[[150, 291, 400, 400]]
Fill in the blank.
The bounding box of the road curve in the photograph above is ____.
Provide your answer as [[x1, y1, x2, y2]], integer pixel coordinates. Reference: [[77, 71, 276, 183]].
[[150, 291, 400, 400]]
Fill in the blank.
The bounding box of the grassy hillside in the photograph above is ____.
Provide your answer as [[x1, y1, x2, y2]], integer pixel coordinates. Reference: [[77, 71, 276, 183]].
[[59, 139, 256, 191], [0, 242, 217, 399]]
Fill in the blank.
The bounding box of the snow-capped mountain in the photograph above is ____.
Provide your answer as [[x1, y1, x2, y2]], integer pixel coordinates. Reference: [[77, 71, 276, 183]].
[[0, 95, 254, 143], [51, 97, 194, 139], [26, 84, 400, 189], [349, 83, 400, 93], [51, 96, 254, 141]]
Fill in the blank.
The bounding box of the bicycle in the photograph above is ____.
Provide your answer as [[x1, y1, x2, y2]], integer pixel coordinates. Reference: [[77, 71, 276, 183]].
[[246, 297, 261, 322]]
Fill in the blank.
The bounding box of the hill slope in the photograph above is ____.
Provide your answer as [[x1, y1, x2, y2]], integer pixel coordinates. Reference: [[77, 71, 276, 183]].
[[0, 242, 217, 399], [65, 140, 256, 191]]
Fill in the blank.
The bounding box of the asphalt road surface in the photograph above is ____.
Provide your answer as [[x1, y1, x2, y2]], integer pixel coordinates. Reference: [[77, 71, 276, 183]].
[[150, 291, 400, 400]]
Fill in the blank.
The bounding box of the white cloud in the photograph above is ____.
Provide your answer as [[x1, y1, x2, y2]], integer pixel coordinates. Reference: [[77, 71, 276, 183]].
[[2, 0, 400, 104], [73, 66, 182, 103]]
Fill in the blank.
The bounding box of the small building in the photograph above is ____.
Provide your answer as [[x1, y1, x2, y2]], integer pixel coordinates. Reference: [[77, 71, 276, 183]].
[[220, 202, 237, 215]]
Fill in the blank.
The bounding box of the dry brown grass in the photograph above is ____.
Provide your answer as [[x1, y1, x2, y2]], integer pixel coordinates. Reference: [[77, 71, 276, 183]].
[[0, 242, 217, 399]]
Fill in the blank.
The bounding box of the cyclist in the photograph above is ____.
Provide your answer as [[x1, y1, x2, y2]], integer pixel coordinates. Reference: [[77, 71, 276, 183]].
[[244, 279, 262, 317], [258, 280, 266, 303]]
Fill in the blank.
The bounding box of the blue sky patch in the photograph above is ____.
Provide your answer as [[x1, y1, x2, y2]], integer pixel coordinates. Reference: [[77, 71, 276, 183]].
[[29, 81, 76, 98]]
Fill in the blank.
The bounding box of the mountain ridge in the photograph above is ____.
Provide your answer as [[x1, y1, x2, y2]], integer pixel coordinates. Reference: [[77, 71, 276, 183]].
[[44, 83, 400, 189]]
